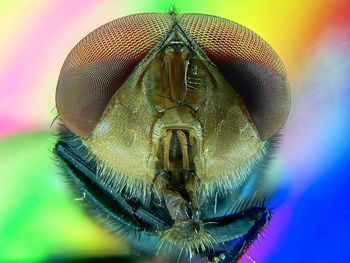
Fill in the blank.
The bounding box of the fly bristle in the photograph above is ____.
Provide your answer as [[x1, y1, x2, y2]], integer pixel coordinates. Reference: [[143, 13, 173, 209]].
[[157, 226, 215, 262]]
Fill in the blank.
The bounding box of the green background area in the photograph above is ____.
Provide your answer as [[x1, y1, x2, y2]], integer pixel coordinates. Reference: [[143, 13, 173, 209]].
[[0, 133, 127, 262]]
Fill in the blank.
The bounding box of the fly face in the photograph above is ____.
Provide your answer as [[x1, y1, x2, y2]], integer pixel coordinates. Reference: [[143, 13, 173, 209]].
[[55, 12, 290, 262]]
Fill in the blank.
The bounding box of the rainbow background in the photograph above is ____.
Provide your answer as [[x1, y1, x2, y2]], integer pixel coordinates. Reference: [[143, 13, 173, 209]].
[[1, 0, 350, 262]]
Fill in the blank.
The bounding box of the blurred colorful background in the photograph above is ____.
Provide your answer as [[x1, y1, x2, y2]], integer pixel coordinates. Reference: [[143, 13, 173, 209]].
[[1, 0, 350, 262]]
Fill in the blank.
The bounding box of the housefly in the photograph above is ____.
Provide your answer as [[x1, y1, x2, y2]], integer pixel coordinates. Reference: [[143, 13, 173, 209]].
[[54, 11, 290, 263]]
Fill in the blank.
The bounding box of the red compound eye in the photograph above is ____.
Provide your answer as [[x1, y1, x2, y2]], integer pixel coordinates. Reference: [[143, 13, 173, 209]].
[[56, 13, 173, 138], [178, 14, 290, 140], [56, 13, 290, 140]]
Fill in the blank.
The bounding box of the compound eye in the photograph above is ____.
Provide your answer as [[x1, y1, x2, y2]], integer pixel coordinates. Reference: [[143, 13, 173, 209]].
[[179, 14, 291, 140], [56, 13, 172, 138], [57, 13, 290, 140]]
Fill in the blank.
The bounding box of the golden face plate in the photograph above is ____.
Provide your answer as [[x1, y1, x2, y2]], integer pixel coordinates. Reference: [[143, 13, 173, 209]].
[[84, 27, 265, 201]]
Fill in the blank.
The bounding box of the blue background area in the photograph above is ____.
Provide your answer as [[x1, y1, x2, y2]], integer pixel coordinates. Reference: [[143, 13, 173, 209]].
[[268, 158, 350, 262]]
